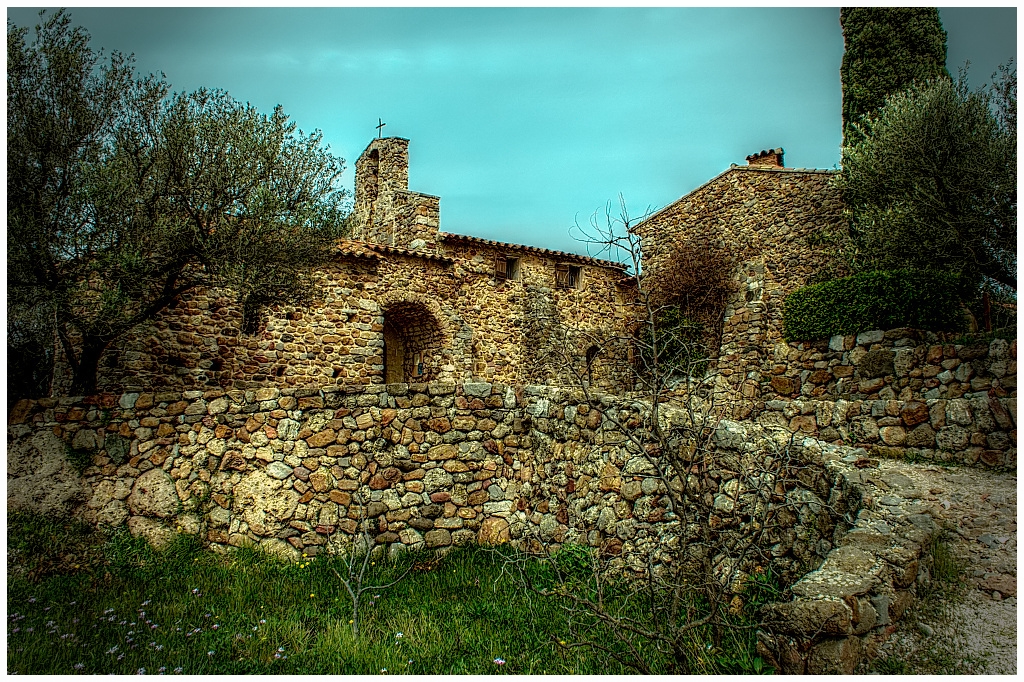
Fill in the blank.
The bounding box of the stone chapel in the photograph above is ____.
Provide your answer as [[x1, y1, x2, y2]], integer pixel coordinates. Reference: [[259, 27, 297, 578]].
[[87, 137, 638, 395]]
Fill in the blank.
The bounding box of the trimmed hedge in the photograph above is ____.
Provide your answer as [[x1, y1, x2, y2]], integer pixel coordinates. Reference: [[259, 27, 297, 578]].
[[783, 269, 968, 341]]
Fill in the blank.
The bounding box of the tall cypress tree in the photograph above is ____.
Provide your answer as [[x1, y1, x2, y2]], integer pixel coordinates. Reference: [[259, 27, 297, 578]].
[[840, 8, 949, 146]]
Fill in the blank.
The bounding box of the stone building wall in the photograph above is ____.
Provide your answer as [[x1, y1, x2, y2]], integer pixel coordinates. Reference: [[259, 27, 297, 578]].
[[634, 160, 845, 415], [756, 332, 1017, 468], [351, 137, 443, 249], [92, 241, 633, 394], [438, 234, 637, 390]]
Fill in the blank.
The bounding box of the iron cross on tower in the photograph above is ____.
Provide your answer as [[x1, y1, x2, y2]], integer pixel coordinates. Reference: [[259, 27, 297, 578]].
[[376, 118, 386, 138]]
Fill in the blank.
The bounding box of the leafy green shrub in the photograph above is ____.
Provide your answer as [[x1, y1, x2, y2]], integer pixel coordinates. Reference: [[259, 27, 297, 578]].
[[783, 269, 968, 341]]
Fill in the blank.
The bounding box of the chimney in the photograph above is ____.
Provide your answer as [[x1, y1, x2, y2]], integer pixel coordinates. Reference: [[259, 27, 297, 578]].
[[746, 148, 784, 168]]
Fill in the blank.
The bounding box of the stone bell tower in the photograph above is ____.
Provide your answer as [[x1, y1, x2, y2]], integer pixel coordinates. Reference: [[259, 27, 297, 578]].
[[352, 137, 440, 249]]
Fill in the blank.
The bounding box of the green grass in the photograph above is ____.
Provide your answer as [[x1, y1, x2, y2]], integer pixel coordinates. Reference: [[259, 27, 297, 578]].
[[7, 514, 771, 675]]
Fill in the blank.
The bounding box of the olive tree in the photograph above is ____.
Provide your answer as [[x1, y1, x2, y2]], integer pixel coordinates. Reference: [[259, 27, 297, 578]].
[[8, 11, 349, 397], [836, 68, 1017, 293]]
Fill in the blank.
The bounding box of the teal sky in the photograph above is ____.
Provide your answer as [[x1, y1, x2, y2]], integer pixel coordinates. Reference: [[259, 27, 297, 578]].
[[7, 7, 1016, 256]]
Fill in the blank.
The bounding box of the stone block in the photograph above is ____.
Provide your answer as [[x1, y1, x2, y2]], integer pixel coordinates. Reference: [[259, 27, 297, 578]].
[[713, 419, 748, 450], [829, 335, 853, 352], [935, 426, 969, 451], [858, 350, 895, 378], [789, 415, 817, 433], [945, 399, 973, 426], [905, 423, 936, 448], [856, 330, 885, 345], [806, 636, 861, 675], [878, 426, 906, 446], [424, 529, 452, 548], [770, 376, 798, 396], [478, 516, 510, 545], [900, 401, 929, 426], [307, 429, 337, 448], [266, 462, 293, 480], [128, 469, 180, 518], [463, 383, 493, 398], [893, 348, 915, 377], [858, 378, 885, 394], [833, 364, 854, 378], [848, 417, 879, 443], [808, 370, 832, 385], [761, 598, 853, 636]]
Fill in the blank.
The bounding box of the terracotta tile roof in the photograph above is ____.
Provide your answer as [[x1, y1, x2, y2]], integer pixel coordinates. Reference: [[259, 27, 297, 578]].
[[335, 239, 381, 259], [367, 243, 455, 264], [438, 232, 628, 270], [334, 239, 455, 263]]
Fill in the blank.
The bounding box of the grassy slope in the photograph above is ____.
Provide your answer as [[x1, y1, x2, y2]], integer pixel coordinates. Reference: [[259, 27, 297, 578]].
[[7, 514, 767, 675]]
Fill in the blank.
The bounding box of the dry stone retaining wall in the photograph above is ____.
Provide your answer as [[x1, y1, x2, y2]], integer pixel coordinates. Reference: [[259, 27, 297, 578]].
[[755, 332, 1016, 468], [9, 384, 836, 581], [757, 439, 944, 674]]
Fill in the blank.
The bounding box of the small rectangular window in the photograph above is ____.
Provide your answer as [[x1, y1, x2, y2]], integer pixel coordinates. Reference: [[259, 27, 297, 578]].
[[557, 264, 582, 289], [567, 265, 582, 289], [506, 257, 520, 281], [555, 265, 569, 288], [495, 255, 520, 282]]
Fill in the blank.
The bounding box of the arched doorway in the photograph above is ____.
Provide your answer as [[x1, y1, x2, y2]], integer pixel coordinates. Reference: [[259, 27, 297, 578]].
[[382, 301, 445, 383]]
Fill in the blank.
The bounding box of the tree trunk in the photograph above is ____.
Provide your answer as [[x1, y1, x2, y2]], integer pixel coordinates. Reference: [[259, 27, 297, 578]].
[[69, 338, 109, 396]]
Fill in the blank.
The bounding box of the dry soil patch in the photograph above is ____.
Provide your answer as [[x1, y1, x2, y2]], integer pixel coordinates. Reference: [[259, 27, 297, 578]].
[[867, 461, 1016, 674]]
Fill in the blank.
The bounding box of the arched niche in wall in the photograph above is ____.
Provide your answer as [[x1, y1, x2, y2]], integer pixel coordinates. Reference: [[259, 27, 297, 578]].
[[382, 300, 445, 383], [365, 148, 380, 225]]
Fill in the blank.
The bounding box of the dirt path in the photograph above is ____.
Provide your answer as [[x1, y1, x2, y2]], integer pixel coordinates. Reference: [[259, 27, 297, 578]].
[[867, 461, 1017, 674]]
